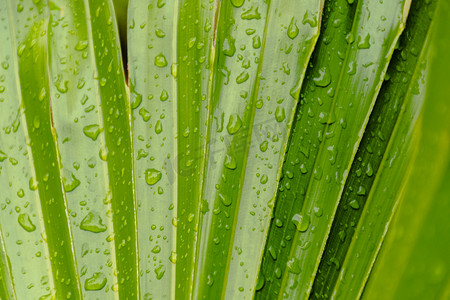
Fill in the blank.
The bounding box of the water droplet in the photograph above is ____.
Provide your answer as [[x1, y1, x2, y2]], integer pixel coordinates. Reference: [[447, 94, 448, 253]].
[[252, 35, 261, 49], [357, 186, 366, 195], [313, 67, 331, 87], [75, 40, 88, 51], [287, 257, 301, 274], [349, 199, 360, 210], [302, 10, 317, 27], [155, 29, 166, 38], [63, 173, 81, 192], [155, 265, 165, 280], [260, 174, 268, 184], [145, 168, 162, 185], [255, 274, 265, 290], [227, 114, 242, 135], [18, 213, 36, 232], [236, 71, 249, 84], [155, 120, 162, 134], [268, 245, 277, 260], [160, 89, 169, 101], [155, 53, 168, 67], [287, 17, 299, 39], [188, 37, 196, 49], [224, 154, 237, 170], [169, 252, 177, 264], [366, 162, 374, 176], [275, 106, 286, 122], [241, 6, 261, 20], [223, 36, 236, 57], [151, 245, 161, 254], [84, 272, 107, 291], [206, 274, 214, 286], [83, 124, 101, 141], [231, 0, 244, 8], [259, 140, 268, 152], [80, 212, 107, 233], [357, 33, 371, 49], [292, 213, 310, 232], [218, 193, 231, 207], [274, 267, 282, 279], [157, 0, 166, 8]]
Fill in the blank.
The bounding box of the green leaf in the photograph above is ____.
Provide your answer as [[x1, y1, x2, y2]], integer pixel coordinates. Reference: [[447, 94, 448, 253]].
[[128, 0, 218, 298], [310, 0, 438, 298], [0, 0, 81, 298], [48, 0, 138, 298], [258, 0, 411, 298], [194, 1, 323, 298], [362, 0, 450, 298]]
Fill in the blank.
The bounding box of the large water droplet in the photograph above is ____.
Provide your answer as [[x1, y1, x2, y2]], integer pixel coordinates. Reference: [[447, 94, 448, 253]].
[[80, 212, 107, 233], [313, 67, 331, 87], [75, 40, 88, 51], [357, 33, 371, 49], [292, 213, 310, 232], [231, 0, 244, 8], [218, 193, 232, 207], [223, 36, 236, 57], [145, 168, 162, 185], [275, 106, 286, 122], [83, 124, 101, 141], [155, 53, 168, 67], [18, 213, 36, 232], [155, 264, 166, 280], [287, 17, 299, 39], [85, 272, 107, 291], [63, 173, 81, 192], [227, 114, 242, 135], [224, 154, 237, 170]]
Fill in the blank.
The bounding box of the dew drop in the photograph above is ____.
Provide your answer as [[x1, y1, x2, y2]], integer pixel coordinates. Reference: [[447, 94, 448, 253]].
[[223, 36, 236, 57], [287, 17, 299, 39], [227, 114, 242, 135], [80, 212, 107, 233], [230, 0, 244, 8], [145, 168, 162, 185], [83, 124, 101, 141], [218, 193, 232, 207], [313, 67, 331, 87], [275, 106, 286, 122], [18, 213, 36, 232], [75, 40, 88, 51], [84, 272, 107, 291], [224, 154, 237, 170], [154, 53, 168, 67]]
